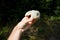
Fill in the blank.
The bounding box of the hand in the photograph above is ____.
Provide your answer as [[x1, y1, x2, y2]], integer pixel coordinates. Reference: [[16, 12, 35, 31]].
[[8, 10, 40, 40], [17, 16, 37, 32], [17, 10, 40, 32]]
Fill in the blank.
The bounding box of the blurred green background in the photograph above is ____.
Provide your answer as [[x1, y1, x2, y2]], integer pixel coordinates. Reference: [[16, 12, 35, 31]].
[[0, 0, 60, 40]]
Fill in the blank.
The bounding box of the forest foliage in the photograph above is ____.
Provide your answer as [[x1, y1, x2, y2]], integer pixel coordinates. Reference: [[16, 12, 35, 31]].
[[0, 0, 60, 40]]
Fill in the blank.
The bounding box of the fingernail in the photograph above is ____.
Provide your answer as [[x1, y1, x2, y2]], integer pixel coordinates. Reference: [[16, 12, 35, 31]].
[[28, 22, 32, 24]]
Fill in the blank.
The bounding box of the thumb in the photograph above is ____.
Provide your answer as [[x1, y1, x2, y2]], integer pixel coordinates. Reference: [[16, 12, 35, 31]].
[[28, 18, 34, 24], [28, 18, 37, 25]]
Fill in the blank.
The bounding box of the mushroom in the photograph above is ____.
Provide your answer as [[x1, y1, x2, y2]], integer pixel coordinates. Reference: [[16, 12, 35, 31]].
[[25, 10, 40, 19]]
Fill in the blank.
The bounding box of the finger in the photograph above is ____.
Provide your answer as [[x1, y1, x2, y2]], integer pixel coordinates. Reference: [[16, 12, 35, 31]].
[[28, 19, 37, 24], [25, 15, 34, 24], [28, 22, 33, 24], [23, 24, 31, 31]]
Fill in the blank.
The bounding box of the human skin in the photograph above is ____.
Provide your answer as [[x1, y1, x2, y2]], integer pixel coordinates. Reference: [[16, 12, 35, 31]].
[[8, 10, 40, 40], [7, 16, 37, 40]]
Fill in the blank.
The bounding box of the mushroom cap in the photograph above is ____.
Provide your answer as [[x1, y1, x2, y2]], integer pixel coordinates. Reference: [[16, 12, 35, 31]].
[[25, 10, 40, 19]]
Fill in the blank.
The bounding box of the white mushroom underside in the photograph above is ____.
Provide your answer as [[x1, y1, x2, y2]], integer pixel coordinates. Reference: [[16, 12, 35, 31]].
[[25, 10, 40, 19]]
